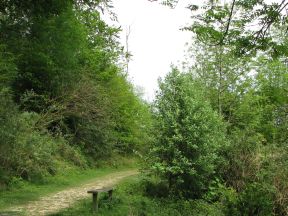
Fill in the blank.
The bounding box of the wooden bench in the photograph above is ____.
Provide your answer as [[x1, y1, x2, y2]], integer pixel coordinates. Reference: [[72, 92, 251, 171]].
[[87, 188, 113, 212]]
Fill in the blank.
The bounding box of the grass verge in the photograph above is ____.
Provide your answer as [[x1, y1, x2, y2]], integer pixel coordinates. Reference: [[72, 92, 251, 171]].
[[0, 156, 138, 211]]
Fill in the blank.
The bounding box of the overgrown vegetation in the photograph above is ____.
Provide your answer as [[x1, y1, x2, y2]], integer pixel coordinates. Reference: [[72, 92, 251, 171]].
[[1, 0, 288, 215], [143, 1, 288, 215], [0, 0, 151, 187]]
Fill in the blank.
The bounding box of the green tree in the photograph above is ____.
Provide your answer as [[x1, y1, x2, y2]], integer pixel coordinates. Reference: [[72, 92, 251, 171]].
[[150, 68, 226, 198]]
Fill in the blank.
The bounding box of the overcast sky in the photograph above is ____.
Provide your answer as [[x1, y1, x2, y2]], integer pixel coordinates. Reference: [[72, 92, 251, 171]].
[[109, 0, 192, 101]]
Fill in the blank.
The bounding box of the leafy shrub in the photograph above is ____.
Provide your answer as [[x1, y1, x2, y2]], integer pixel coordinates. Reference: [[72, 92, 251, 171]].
[[149, 68, 227, 198], [221, 129, 264, 191], [57, 141, 87, 168], [204, 180, 239, 216], [238, 182, 276, 216], [261, 145, 288, 215], [141, 176, 170, 198], [4, 111, 58, 182], [0, 90, 87, 185]]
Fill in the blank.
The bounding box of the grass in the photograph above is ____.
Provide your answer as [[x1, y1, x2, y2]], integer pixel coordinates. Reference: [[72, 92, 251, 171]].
[[0, 156, 139, 211], [50, 176, 225, 216]]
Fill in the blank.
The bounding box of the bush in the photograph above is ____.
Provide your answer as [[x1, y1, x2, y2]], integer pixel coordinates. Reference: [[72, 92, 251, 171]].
[[221, 129, 264, 191], [204, 180, 239, 216], [238, 182, 275, 216], [0, 90, 87, 185], [141, 176, 170, 198], [2, 111, 59, 182], [149, 68, 227, 198]]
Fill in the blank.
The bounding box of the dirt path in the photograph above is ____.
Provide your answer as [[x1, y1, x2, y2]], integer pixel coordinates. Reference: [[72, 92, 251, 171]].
[[6, 169, 138, 216]]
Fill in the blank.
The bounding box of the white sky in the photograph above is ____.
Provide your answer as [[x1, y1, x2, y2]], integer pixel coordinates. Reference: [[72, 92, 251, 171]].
[[107, 0, 282, 101], [110, 0, 192, 101]]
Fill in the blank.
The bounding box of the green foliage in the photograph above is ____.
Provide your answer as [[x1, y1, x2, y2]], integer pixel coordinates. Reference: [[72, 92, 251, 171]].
[[1, 0, 287, 214], [0, 90, 88, 184], [221, 129, 264, 192], [0, 45, 17, 88], [106, 74, 153, 154], [177, 0, 288, 57], [11, 7, 86, 100], [0, 0, 152, 189], [180, 14, 288, 212], [204, 180, 239, 216], [0, 90, 52, 182], [150, 68, 226, 198], [254, 57, 288, 144], [259, 145, 288, 215], [238, 182, 275, 216]]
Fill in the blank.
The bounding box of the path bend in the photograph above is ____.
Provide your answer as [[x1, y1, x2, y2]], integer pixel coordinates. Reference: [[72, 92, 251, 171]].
[[6, 169, 138, 216]]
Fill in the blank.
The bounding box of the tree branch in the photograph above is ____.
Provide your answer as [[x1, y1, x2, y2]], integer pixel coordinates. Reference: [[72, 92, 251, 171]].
[[219, 0, 236, 45]]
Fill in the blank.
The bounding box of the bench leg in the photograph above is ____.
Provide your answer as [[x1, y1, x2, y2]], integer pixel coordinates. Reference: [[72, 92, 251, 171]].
[[92, 192, 99, 212], [108, 190, 113, 201]]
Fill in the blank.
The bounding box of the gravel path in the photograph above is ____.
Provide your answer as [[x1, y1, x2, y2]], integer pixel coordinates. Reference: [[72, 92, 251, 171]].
[[5, 169, 138, 216]]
